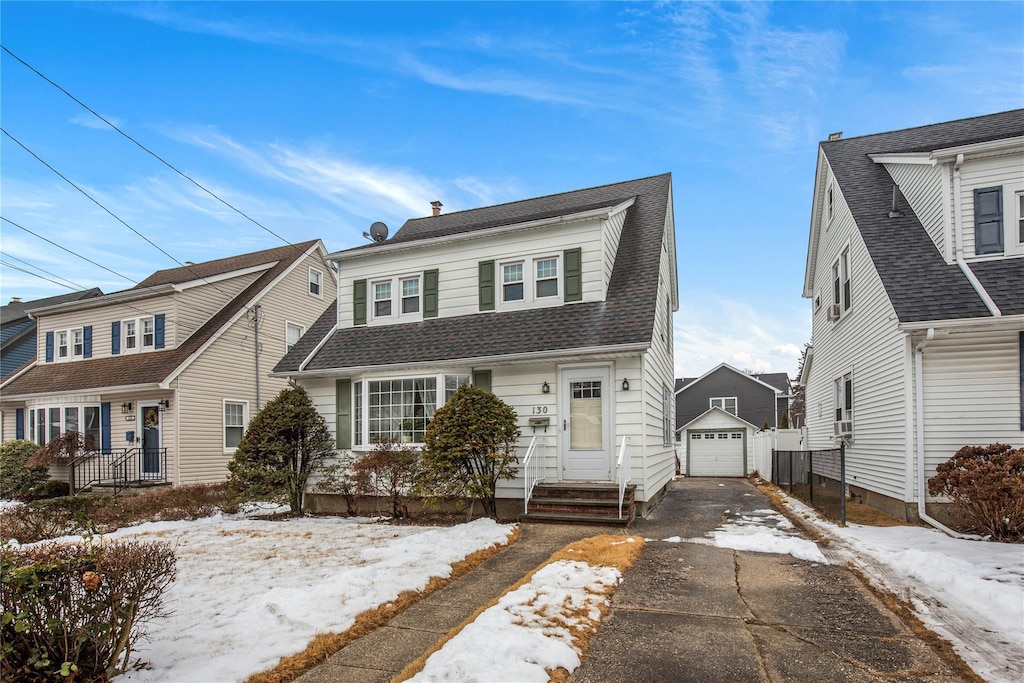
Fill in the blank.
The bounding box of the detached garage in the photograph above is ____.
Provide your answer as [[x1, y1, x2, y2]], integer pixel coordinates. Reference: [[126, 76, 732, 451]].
[[681, 407, 756, 477]]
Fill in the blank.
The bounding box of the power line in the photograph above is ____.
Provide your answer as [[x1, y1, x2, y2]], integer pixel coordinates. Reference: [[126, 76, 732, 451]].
[[2, 44, 303, 254], [0, 252, 82, 291], [1, 127, 244, 307], [0, 260, 80, 292], [1, 215, 138, 285]]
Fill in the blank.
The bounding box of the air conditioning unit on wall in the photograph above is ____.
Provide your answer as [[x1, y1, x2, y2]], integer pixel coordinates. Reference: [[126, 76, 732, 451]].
[[833, 420, 853, 437], [827, 304, 842, 321]]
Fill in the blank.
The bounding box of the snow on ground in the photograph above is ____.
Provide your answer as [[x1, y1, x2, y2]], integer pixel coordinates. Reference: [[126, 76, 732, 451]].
[[24, 513, 513, 683], [776, 494, 1024, 683], [651, 508, 829, 563], [409, 560, 621, 683]]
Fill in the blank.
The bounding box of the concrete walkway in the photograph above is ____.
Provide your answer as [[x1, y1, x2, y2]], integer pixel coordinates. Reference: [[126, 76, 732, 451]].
[[299, 479, 965, 682], [571, 478, 966, 682], [295, 522, 610, 683]]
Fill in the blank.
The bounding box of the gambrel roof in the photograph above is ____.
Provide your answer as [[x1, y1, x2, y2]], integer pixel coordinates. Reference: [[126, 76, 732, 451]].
[[2, 241, 322, 396], [806, 109, 1024, 323], [276, 173, 674, 374]]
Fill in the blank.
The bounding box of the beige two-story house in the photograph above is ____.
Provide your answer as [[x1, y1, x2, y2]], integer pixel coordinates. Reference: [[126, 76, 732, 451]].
[[274, 174, 678, 521], [1, 240, 336, 490], [801, 109, 1023, 523]]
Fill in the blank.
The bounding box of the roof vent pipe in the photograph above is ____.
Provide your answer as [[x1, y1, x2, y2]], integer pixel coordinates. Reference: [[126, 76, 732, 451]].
[[827, 131, 843, 141], [9, 296, 22, 304], [431, 200, 443, 217], [888, 185, 903, 218]]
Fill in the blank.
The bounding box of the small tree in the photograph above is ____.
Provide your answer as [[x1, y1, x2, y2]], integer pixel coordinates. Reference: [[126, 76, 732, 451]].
[[0, 440, 49, 500], [416, 385, 519, 519], [761, 417, 771, 431], [227, 386, 334, 513], [779, 412, 790, 429]]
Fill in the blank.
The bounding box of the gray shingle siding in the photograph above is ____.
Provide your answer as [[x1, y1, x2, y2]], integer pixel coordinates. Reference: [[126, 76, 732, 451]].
[[676, 367, 781, 429]]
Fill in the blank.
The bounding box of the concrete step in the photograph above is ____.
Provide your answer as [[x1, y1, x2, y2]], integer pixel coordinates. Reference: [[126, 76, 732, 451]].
[[520, 511, 634, 526]]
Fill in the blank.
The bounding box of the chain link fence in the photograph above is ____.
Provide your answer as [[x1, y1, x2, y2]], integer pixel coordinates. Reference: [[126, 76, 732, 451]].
[[772, 443, 846, 524]]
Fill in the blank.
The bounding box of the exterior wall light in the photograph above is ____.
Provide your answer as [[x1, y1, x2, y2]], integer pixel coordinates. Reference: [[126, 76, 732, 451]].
[[621, 378, 630, 391], [541, 381, 550, 393], [121, 402, 133, 414]]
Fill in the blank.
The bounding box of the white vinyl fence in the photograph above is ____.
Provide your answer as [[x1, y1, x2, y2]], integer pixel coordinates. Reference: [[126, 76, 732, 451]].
[[751, 428, 806, 478]]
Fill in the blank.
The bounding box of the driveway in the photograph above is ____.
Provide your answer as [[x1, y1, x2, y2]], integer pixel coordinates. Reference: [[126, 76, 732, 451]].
[[571, 478, 969, 682]]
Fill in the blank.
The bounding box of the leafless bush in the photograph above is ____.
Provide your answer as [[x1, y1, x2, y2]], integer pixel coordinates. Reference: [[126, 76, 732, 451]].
[[928, 443, 1024, 541]]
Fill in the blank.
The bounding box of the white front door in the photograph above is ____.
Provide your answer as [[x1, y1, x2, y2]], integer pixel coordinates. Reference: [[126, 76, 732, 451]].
[[560, 366, 612, 481]]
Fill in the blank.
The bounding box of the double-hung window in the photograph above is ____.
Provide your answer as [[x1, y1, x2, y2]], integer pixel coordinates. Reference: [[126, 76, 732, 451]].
[[502, 263, 525, 302], [401, 277, 420, 314], [370, 275, 422, 322], [1016, 192, 1023, 245], [498, 254, 562, 308], [834, 373, 853, 423], [121, 316, 155, 353], [309, 267, 324, 298], [831, 247, 851, 316], [535, 258, 558, 298], [224, 400, 248, 450], [57, 331, 69, 359], [711, 397, 738, 415], [286, 322, 304, 352], [374, 281, 392, 317], [71, 329, 84, 358], [124, 320, 138, 351]]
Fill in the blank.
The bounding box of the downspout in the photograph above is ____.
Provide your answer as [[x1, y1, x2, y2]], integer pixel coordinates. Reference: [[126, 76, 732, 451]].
[[952, 153, 1001, 317], [914, 328, 983, 539]]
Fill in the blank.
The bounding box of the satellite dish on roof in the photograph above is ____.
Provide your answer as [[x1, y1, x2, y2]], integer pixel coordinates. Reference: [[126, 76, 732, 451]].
[[368, 221, 389, 242]]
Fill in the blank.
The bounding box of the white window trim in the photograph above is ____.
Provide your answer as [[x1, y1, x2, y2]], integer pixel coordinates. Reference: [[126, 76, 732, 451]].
[[834, 370, 853, 427], [56, 330, 70, 360], [1016, 190, 1024, 246], [308, 266, 324, 299], [285, 321, 305, 353], [352, 371, 470, 448], [26, 403, 102, 448], [368, 273, 423, 324], [223, 399, 249, 453], [121, 316, 155, 354], [710, 397, 738, 415], [829, 243, 852, 320], [496, 253, 563, 310]]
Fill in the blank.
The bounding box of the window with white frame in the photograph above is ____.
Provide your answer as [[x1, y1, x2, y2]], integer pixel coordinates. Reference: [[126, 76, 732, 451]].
[[286, 322, 304, 352], [831, 247, 851, 315], [72, 328, 84, 358], [827, 184, 834, 223], [27, 404, 101, 448], [711, 397, 738, 415], [498, 254, 562, 308], [309, 267, 324, 298], [834, 372, 853, 423], [57, 330, 69, 359], [353, 373, 469, 446], [141, 318, 155, 348], [663, 385, 672, 445], [122, 317, 154, 353], [370, 274, 422, 322], [1017, 191, 1023, 244], [224, 400, 248, 450]]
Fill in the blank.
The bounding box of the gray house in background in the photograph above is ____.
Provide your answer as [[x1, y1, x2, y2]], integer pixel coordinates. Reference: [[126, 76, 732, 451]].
[[675, 363, 792, 435], [1, 290, 103, 380]]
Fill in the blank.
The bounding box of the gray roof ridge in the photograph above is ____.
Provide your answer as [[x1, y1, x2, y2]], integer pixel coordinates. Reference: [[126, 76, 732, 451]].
[[820, 108, 1024, 146]]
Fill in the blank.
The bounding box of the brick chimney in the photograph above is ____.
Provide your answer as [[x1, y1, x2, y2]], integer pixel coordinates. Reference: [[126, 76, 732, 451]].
[[430, 200, 443, 217]]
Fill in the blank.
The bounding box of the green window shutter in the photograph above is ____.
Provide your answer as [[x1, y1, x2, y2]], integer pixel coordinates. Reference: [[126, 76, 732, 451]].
[[353, 280, 367, 326], [336, 379, 352, 449], [564, 248, 582, 302], [478, 261, 495, 311], [424, 269, 439, 318], [472, 369, 492, 393]]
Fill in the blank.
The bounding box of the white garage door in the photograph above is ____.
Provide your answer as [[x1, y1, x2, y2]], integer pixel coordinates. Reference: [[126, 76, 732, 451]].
[[689, 430, 745, 477]]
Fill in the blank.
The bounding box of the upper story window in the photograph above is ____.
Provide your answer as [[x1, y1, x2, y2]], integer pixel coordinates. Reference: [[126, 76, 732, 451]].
[[55, 328, 85, 361], [827, 184, 834, 223], [122, 316, 155, 352], [502, 262, 524, 302], [829, 247, 851, 319], [124, 320, 138, 351], [834, 372, 853, 431], [57, 331, 70, 360], [1016, 191, 1023, 245], [309, 267, 324, 298], [286, 322, 304, 353], [72, 329, 84, 358], [974, 186, 1004, 255], [535, 258, 558, 298], [711, 397, 738, 415], [498, 254, 562, 308], [371, 275, 422, 322]]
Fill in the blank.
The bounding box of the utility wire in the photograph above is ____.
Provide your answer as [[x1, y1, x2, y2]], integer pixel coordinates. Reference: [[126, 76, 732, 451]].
[[2, 44, 302, 253], [0, 260, 82, 291], [2, 127, 244, 307], [1, 215, 138, 285], [0, 252, 83, 291]]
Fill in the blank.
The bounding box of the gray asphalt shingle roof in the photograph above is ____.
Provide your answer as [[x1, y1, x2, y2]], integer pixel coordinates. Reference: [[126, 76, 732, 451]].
[[276, 174, 672, 373], [821, 109, 1024, 322]]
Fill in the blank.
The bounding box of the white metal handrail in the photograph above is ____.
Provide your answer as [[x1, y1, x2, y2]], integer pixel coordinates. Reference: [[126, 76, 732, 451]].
[[522, 435, 543, 514], [617, 436, 631, 518]]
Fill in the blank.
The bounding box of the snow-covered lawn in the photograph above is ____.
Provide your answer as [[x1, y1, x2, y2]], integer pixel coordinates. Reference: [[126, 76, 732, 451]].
[[775, 496, 1023, 683], [18, 511, 513, 682]]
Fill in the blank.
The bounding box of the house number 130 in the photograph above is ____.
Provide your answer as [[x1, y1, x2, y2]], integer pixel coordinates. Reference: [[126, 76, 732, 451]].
[[532, 406, 548, 414]]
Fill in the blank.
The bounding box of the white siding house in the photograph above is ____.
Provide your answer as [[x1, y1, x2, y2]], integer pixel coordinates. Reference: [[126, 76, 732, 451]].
[[0, 241, 336, 489], [275, 174, 679, 520], [801, 110, 1024, 522]]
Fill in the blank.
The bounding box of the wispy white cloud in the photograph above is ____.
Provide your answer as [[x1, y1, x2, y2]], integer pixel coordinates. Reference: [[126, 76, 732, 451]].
[[674, 294, 808, 378], [69, 113, 124, 130]]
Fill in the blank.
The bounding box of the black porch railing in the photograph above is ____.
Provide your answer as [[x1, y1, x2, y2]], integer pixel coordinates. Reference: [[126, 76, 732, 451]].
[[772, 443, 846, 524], [69, 448, 168, 496]]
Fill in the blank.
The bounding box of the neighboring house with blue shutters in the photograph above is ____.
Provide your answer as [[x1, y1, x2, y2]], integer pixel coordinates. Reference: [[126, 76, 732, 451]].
[[1, 241, 335, 489], [274, 174, 678, 520], [801, 109, 1023, 522], [1, 290, 103, 381]]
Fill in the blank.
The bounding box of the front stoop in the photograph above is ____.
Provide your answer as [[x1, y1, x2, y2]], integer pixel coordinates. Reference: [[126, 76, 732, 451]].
[[521, 482, 636, 526]]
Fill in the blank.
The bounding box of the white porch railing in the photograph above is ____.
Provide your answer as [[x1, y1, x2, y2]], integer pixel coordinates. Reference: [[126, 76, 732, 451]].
[[616, 436, 631, 518], [522, 435, 544, 514]]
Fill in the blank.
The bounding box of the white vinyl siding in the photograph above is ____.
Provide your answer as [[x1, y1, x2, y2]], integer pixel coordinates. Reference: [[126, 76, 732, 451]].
[[175, 270, 263, 344], [957, 152, 1024, 259], [884, 162, 946, 259], [601, 206, 629, 292]]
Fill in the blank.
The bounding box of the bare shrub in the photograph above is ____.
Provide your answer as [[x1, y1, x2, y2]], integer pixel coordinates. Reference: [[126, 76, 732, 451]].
[[928, 443, 1024, 541], [1, 539, 177, 681], [352, 439, 417, 518], [314, 454, 359, 516]]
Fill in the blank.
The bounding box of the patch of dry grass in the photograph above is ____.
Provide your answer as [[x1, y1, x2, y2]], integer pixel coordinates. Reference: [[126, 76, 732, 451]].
[[244, 526, 520, 683], [393, 533, 645, 683]]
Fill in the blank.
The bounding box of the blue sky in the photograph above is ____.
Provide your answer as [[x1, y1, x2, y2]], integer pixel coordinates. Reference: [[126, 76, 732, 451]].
[[2, 1, 1021, 378]]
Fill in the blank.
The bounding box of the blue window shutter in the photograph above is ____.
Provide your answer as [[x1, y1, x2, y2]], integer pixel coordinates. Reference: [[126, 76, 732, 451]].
[[45, 331, 54, 362], [423, 269, 439, 318], [479, 261, 495, 311], [974, 187, 1003, 255], [154, 314, 166, 349], [83, 326, 93, 359], [111, 321, 120, 355], [15, 409, 24, 440], [101, 403, 111, 451], [353, 280, 367, 326]]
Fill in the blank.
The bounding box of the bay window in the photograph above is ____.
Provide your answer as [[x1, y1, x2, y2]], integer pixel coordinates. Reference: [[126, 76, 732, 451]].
[[27, 404, 101, 449], [353, 373, 470, 446]]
